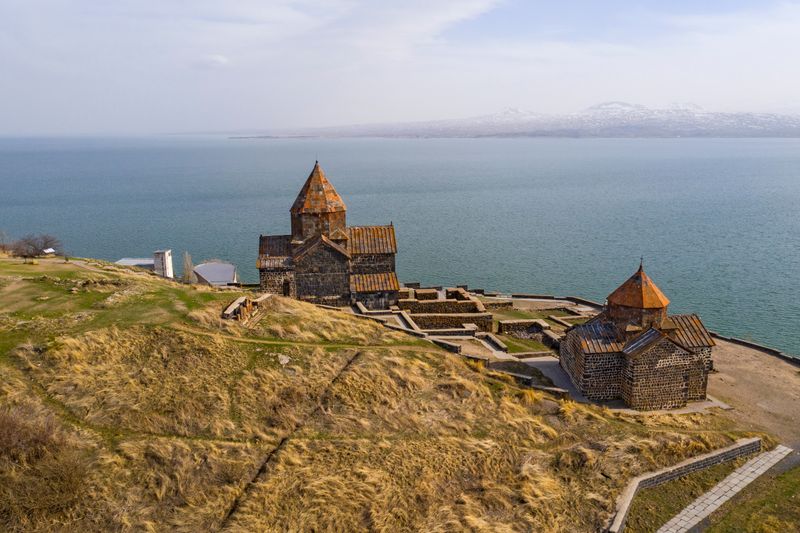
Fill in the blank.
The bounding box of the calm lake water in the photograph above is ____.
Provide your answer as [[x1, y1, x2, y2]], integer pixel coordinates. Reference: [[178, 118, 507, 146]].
[[1, 136, 798, 357]]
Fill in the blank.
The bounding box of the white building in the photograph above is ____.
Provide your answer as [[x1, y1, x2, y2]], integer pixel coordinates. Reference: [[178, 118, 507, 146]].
[[154, 250, 174, 279], [116, 250, 174, 279]]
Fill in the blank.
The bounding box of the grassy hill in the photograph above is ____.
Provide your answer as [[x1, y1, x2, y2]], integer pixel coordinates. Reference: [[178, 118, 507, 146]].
[[0, 258, 762, 532]]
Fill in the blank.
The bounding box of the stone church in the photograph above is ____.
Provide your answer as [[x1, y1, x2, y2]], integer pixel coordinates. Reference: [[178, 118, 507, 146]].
[[258, 162, 399, 309], [560, 263, 715, 410]]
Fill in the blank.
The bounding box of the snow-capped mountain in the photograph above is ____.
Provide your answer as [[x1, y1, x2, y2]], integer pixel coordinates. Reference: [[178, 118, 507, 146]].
[[260, 102, 800, 138]]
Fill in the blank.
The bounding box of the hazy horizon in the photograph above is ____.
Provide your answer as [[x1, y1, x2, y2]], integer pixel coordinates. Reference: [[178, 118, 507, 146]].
[[3, 1, 800, 135]]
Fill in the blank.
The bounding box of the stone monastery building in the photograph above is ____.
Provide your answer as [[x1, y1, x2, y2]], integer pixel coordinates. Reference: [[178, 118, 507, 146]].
[[560, 263, 715, 410], [258, 162, 399, 309]]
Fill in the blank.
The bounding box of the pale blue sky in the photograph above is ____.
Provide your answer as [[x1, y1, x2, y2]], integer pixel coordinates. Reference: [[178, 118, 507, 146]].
[[1, 0, 799, 134]]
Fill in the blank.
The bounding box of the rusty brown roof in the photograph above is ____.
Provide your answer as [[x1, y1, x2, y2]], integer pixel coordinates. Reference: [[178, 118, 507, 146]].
[[259, 234, 292, 256], [668, 314, 715, 349], [575, 320, 625, 354], [347, 225, 397, 255], [290, 162, 346, 215], [607, 263, 670, 309], [350, 272, 400, 293]]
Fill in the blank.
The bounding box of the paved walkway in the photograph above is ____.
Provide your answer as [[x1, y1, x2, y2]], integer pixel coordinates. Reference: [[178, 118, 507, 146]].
[[656, 444, 793, 533]]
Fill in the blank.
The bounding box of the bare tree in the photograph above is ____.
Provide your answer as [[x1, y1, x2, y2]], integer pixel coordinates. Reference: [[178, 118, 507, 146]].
[[182, 251, 197, 283], [10, 234, 63, 261], [36, 234, 63, 254], [0, 230, 9, 252]]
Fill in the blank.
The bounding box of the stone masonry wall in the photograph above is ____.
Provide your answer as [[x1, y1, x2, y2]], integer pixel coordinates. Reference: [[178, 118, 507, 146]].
[[259, 269, 295, 297], [581, 352, 625, 401], [621, 338, 692, 410], [294, 245, 350, 305], [410, 313, 493, 332], [350, 253, 395, 275], [397, 298, 482, 314]]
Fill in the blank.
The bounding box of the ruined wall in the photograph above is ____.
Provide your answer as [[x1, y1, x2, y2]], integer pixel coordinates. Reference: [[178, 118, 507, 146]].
[[414, 288, 438, 300], [498, 319, 548, 336], [621, 339, 692, 410], [350, 253, 395, 274], [397, 298, 483, 314], [353, 290, 398, 310], [409, 313, 493, 332], [259, 269, 295, 297]]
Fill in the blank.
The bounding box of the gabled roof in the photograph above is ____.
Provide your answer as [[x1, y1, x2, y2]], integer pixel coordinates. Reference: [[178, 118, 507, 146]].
[[347, 225, 397, 255], [293, 234, 350, 261], [350, 272, 400, 293], [290, 161, 346, 215], [575, 320, 625, 354], [668, 314, 715, 349], [622, 328, 665, 356], [607, 263, 670, 309], [259, 234, 292, 257]]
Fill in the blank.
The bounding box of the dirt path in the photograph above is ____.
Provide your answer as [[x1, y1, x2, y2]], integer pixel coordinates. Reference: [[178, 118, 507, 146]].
[[218, 350, 366, 531], [708, 339, 800, 448]]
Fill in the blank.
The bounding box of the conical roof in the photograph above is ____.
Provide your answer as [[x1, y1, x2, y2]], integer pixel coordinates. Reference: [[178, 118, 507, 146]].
[[607, 262, 670, 309], [290, 161, 346, 214]]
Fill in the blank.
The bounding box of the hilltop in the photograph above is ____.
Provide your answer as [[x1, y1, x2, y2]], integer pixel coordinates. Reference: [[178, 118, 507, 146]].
[[0, 257, 780, 531]]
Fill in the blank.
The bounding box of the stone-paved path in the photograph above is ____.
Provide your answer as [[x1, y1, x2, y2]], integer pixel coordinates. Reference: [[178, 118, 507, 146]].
[[656, 444, 793, 533]]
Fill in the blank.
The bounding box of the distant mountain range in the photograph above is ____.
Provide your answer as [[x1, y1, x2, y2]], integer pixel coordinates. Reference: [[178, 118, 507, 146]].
[[243, 102, 800, 138]]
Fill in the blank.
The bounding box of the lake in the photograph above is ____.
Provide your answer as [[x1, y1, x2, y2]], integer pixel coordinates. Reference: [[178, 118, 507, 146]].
[[1, 136, 798, 357]]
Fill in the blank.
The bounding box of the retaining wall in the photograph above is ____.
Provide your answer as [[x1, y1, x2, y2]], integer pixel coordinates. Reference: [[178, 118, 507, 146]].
[[397, 298, 484, 314], [409, 313, 493, 332], [607, 437, 762, 532]]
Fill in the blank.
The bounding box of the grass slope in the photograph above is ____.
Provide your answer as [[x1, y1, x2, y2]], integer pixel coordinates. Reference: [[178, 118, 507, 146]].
[[0, 258, 765, 532]]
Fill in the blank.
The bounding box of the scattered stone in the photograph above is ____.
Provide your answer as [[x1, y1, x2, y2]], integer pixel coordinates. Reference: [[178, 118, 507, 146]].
[[278, 354, 291, 366]]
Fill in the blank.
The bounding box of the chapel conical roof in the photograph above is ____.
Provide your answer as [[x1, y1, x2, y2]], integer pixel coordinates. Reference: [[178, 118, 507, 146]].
[[290, 161, 346, 214], [606, 262, 670, 309]]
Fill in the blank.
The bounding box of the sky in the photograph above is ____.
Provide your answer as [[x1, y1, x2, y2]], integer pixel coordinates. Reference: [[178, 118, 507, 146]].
[[2, 0, 800, 135]]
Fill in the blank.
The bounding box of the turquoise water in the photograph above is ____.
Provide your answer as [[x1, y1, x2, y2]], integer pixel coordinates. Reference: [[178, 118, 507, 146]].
[[1, 136, 798, 357]]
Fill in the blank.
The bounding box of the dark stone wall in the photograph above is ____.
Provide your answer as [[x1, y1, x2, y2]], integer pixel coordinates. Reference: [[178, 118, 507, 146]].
[[622, 338, 696, 410], [350, 253, 395, 274], [353, 290, 398, 310], [409, 313, 493, 331], [259, 269, 295, 297], [294, 244, 350, 304], [397, 299, 482, 314]]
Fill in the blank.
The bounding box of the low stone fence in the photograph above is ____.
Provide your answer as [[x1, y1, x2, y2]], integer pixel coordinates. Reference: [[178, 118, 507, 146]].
[[482, 300, 514, 310], [542, 330, 563, 348], [445, 287, 475, 301], [497, 319, 550, 335], [414, 288, 438, 300], [606, 437, 762, 533], [476, 331, 507, 352], [397, 298, 484, 314], [711, 332, 800, 367], [409, 313, 493, 332]]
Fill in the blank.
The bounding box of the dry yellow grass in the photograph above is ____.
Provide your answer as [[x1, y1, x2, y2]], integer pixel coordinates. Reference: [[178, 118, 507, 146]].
[[0, 258, 763, 532]]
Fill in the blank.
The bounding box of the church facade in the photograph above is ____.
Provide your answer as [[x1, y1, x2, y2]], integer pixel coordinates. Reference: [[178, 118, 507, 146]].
[[560, 263, 715, 410], [258, 162, 399, 309]]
